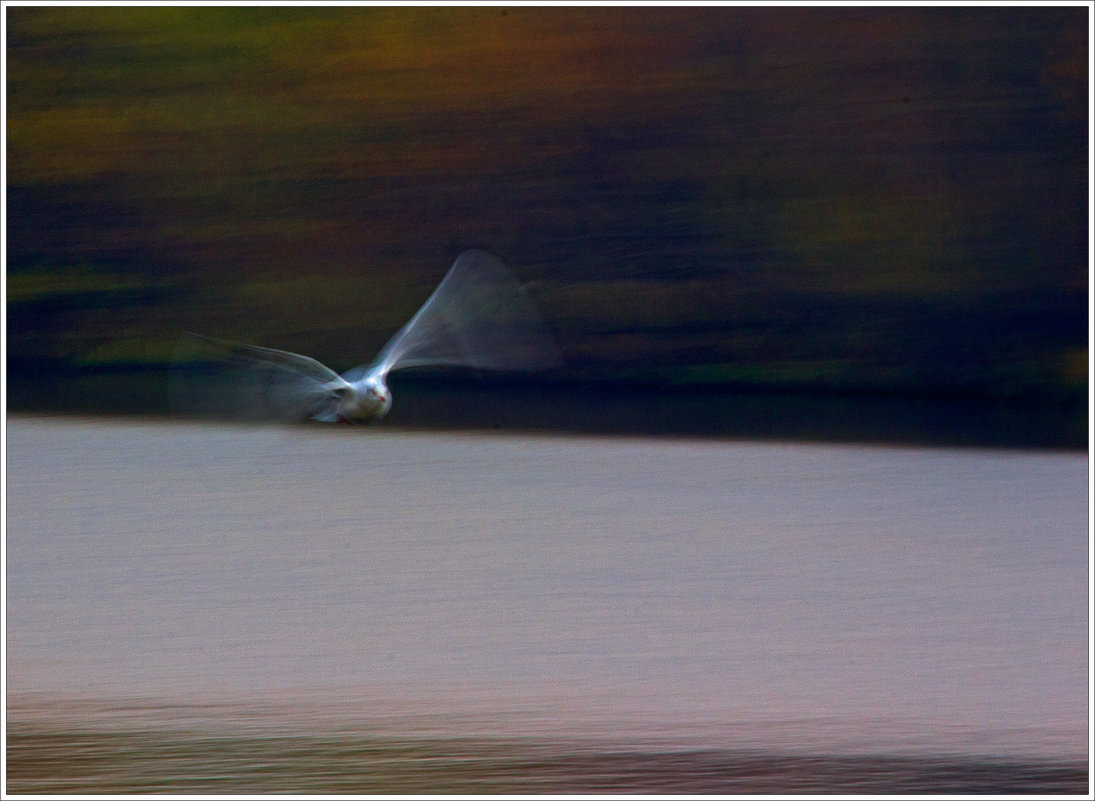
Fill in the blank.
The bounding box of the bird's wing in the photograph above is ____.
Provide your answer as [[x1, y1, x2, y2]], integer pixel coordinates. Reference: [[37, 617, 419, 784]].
[[365, 249, 563, 378], [170, 333, 346, 422]]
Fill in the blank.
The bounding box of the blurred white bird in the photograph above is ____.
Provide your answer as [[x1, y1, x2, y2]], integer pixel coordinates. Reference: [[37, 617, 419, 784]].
[[172, 249, 562, 424]]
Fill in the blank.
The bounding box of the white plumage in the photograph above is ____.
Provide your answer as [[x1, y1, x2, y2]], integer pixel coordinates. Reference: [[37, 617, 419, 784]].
[[172, 250, 562, 423]]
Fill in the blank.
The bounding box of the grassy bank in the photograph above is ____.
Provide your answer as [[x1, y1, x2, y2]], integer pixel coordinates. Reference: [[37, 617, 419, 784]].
[[6, 365, 1086, 451], [7, 722, 1086, 795]]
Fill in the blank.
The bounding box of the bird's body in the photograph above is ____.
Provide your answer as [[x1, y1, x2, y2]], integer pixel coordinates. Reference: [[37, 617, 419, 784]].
[[304, 368, 391, 424], [333, 371, 392, 424], [172, 250, 561, 424]]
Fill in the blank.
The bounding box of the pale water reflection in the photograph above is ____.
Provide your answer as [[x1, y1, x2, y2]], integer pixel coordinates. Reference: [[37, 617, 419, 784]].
[[5, 416, 1088, 791]]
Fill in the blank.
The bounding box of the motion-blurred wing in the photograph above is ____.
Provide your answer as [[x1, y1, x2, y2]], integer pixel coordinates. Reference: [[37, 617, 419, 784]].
[[368, 249, 563, 378], [170, 333, 345, 422]]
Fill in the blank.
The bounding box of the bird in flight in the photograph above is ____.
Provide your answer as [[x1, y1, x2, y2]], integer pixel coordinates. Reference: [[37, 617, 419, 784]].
[[172, 250, 562, 424]]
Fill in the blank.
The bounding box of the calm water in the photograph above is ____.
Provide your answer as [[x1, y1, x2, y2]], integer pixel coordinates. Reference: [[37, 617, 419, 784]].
[[5, 416, 1089, 792]]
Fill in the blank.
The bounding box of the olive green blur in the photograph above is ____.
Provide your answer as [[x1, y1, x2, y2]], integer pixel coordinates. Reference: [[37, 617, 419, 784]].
[[7, 7, 1088, 406]]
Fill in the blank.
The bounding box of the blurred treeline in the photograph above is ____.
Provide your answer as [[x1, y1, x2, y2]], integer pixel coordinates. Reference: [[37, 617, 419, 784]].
[[6, 6, 1088, 404]]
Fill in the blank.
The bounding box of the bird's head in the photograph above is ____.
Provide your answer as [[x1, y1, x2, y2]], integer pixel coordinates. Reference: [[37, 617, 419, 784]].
[[332, 378, 391, 424]]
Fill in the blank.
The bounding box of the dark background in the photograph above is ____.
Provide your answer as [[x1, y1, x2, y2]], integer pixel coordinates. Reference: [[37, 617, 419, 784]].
[[6, 7, 1088, 447]]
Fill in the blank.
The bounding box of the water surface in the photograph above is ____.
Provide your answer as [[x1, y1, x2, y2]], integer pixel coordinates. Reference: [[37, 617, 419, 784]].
[[5, 416, 1088, 791]]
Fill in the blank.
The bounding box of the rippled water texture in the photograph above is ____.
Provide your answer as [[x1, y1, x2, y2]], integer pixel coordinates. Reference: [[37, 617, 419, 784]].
[[5, 416, 1089, 792]]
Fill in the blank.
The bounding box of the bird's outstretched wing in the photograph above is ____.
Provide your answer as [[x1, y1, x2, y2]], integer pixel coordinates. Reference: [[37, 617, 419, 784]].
[[170, 333, 346, 422], [362, 249, 563, 379]]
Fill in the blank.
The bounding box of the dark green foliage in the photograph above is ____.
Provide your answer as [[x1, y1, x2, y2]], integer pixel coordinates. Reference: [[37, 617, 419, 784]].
[[6, 7, 1088, 405]]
